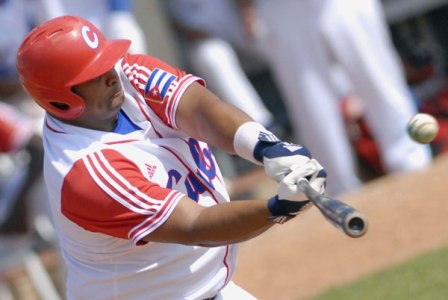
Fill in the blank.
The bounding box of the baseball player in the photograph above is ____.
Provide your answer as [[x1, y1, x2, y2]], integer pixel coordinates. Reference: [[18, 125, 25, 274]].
[[16, 16, 326, 299]]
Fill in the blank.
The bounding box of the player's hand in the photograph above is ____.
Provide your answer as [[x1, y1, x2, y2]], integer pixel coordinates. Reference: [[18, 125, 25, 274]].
[[268, 160, 322, 221], [254, 139, 327, 189], [260, 141, 312, 181], [233, 122, 327, 190], [278, 159, 326, 200]]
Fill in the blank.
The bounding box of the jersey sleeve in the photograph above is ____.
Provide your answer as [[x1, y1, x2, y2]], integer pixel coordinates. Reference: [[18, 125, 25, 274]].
[[60, 149, 185, 245], [121, 53, 205, 129]]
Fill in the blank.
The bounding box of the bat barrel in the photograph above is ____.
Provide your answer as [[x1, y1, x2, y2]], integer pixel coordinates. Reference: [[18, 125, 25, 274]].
[[298, 180, 368, 238]]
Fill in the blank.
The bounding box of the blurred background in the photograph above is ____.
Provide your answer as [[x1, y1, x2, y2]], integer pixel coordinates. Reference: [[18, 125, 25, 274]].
[[1, 0, 448, 299]]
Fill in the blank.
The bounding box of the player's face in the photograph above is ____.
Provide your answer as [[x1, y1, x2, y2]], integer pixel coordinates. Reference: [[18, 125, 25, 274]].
[[71, 67, 124, 131]]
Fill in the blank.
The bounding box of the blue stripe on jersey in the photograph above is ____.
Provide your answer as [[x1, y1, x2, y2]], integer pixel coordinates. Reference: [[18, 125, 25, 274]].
[[114, 110, 142, 134], [160, 75, 176, 99], [145, 69, 159, 95], [155, 71, 167, 89]]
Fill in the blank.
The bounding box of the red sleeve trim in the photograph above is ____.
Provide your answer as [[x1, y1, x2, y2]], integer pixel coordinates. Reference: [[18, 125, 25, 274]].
[[61, 149, 183, 245], [120, 54, 205, 128]]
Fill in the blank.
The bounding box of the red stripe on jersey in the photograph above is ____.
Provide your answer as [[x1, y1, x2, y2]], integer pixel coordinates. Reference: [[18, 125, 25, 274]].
[[129, 191, 183, 242], [61, 149, 182, 243], [221, 246, 231, 289], [121, 57, 151, 94], [167, 75, 206, 129], [104, 139, 140, 145], [45, 119, 66, 134], [84, 152, 158, 212], [166, 75, 192, 127]]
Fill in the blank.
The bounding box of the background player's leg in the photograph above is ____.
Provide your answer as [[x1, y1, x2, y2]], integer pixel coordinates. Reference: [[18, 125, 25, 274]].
[[323, 0, 432, 172]]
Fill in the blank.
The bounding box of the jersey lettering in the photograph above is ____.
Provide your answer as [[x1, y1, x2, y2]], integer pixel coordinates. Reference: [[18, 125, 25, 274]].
[[167, 169, 182, 189], [189, 138, 216, 189], [167, 169, 205, 201]]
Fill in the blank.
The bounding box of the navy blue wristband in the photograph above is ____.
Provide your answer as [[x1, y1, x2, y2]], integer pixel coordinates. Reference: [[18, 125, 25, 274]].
[[267, 195, 310, 216], [253, 141, 274, 162], [253, 131, 281, 162]]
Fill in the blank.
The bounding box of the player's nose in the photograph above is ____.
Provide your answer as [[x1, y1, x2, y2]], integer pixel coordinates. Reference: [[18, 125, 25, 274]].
[[103, 68, 119, 87]]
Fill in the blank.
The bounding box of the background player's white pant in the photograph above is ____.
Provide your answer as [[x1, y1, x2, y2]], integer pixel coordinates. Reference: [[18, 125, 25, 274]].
[[189, 38, 274, 127], [255, 0, 432, 195]]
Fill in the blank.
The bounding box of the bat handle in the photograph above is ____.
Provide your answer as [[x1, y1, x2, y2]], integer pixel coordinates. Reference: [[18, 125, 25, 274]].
[[298, 179, 368, 238]]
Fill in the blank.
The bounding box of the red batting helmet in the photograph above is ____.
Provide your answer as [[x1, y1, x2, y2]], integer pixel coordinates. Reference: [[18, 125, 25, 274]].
[[16, 15, 131, 119]]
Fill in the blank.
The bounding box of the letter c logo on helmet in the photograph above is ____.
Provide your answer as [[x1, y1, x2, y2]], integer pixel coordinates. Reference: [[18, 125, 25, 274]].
[[81, 25, 99, 49]]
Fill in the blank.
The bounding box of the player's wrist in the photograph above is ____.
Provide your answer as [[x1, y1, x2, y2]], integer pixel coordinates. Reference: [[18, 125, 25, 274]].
[[233, 121, 280, 165], [267, 195, 311, 224]]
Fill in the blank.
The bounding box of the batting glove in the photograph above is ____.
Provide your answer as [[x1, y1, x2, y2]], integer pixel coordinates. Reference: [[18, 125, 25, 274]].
[[233, 122, 327, 193], [267, 161, 322, 223], [254, 138, 327, 193], [255, 140, 312, 181], [277, 159, 327, 198]]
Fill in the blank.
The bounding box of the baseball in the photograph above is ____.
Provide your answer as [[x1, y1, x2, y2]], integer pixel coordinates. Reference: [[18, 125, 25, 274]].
[[407, 113, 439, 144]]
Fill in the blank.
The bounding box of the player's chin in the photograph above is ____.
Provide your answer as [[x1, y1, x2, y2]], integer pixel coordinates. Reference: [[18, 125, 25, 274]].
[[109, 90, 125, 110]]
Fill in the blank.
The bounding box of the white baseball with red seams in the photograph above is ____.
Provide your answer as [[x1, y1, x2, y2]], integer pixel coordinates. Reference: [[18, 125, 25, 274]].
[[407, 113, 439, 144]]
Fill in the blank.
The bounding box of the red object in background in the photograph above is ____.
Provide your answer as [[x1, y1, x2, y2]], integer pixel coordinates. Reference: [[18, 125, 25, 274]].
[[350, 119, 384, 175], [340, 96, 384, 176], [341, 79, 448, 176]]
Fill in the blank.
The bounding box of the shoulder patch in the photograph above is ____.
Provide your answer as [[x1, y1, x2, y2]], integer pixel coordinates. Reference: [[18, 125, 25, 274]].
[[144, 68, 177, 103]]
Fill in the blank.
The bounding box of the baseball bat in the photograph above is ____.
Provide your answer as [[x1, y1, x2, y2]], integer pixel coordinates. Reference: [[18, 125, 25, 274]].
[[297, 179, 368, 238]]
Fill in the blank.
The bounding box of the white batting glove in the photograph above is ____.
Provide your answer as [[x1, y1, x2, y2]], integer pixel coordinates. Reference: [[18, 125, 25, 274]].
[[267, 160, 326, 223], [256, 139, 327, 193], [260, 141, 313, 182], [278, 159, 326, 200], [233, 122, 327, 191]]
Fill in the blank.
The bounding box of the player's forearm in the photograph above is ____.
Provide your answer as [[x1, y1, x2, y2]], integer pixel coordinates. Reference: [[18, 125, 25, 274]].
[[189, 200, 275, 247], [146, 198, 276, 246]]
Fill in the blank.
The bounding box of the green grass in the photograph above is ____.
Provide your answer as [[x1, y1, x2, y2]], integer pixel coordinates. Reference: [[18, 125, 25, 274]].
[[307, 245, 448, 300]]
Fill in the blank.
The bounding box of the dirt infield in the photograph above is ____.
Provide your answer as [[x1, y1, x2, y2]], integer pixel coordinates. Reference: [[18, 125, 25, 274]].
[[233, 154, 448, 300]]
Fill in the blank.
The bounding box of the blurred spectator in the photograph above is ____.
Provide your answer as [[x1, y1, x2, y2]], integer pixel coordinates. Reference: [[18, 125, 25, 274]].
[[0, 0, 47, 237], [248, 0, 433, 196], [162, 0, 277, 130], [34, 0, 147, 54]]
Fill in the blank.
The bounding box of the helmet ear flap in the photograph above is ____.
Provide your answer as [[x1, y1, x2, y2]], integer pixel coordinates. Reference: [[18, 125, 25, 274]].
[[49, 102, 70, 110], [46, 91, 86, 120]]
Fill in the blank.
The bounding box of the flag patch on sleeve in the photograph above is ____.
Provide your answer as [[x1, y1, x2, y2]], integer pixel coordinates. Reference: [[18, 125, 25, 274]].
[[144, 68, 177, 102]]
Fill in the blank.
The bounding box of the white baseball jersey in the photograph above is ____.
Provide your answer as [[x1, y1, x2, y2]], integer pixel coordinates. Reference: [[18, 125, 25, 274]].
[[42, 54, 238, 299]]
